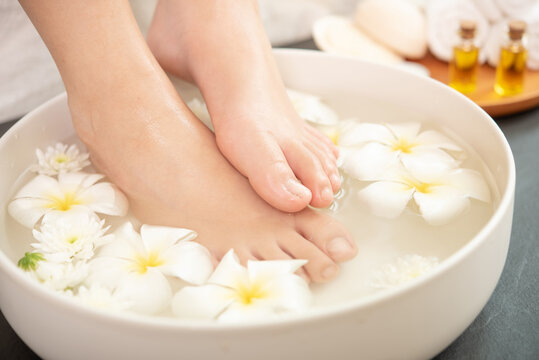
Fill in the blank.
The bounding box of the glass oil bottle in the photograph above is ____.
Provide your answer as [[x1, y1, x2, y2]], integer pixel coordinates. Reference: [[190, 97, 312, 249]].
[[449, 20, 479, 94], [495, 20, 527, 96]]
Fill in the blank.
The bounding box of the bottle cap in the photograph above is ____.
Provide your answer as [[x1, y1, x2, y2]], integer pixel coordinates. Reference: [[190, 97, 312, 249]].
[[508, 20, 526, 40], [459, 20, 476, 39]]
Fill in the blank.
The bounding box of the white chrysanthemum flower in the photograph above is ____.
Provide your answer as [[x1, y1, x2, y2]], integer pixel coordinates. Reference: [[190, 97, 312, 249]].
[[76, 284, 131, 312], [371, 255, 440, 289], [31, 143, 90, 176], [30, 260, 89, 292], [172, 250, 311, 323], [87, 222, 213, 315], [31, 210, 112, 263], [338, 121, 463, 180], [8, 172, 128, 228]]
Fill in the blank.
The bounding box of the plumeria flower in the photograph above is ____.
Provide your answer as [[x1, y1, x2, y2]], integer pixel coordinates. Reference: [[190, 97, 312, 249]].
[[20, 255, 89, 292], [8, 172, 128, 228], [31, 210, 113, 263], [357, 162, 491, 225], [87, 222, 213, 315], [76, 284, 132, 312], [286, 89, 339, 126], [338, 121, 463, 180], [172, 250, 311, 323], [371, 255, 440, 289], [31, 143, 90, 176]]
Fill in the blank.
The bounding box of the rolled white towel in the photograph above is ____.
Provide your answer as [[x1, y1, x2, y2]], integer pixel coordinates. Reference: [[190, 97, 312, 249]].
[[427, 0, 490, 63], [471, 0, 504, 23], [482, 5, 539, 70], [494, 0, 537, 19], [354, 0, 428, 59], [524, 4, 539, 70], [312, 15, 403, 64]]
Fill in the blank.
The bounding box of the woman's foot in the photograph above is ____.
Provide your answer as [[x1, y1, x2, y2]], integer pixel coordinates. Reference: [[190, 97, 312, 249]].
[[147, 0, 340, 213], [69, 61, 356, 283]]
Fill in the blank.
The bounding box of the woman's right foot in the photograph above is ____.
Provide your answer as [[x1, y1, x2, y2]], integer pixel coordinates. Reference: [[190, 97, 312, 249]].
[[69, 58, 357, 283]]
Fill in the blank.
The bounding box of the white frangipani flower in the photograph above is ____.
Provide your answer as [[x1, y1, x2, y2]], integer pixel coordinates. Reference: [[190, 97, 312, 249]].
[[88, 222, 213, 315], [8, 172, 128, 228], [357, 162, 491, 225], [31, 143, 90, 176], [371, 255, 440, 289], [172, 250, 311, 323], [30, 260, 89, 292], [76, 284, 132, 312], [287, 89, 339, 126], [31, 210, 112, 263], [338, 121, 463, 180]]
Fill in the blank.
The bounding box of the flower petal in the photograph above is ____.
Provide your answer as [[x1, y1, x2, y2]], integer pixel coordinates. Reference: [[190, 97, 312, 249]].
[[8, 198, 50, 228], [255, 274, 312, 312], [172, 284, 234, 320], [140, 225, 197, 254], [414, 130, 463, 152], [83, 182, 128, 216], [445, 168, 491, 203], [208, 250, 248, 288], [86, 257, 131, 289], [114, 269, 171, 315], [217, 302, 276, 323], [58, 172, 104, 188], [286, 89, 339, 125], [413, 186, 470, 225], [357, 181, 414, 219], [338, 122, 394, 146], [386, 122, 422, 140], [339, 142, 400, 181], [98, 222, 144, 258], [401, 147, 460, 178], [160, 241, 213, 284]]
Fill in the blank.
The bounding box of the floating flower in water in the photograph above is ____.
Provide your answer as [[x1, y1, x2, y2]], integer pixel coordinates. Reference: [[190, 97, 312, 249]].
[[88, 222, 213, 315], [31, 210, 112, 263], [357, 163, 490, 225], [31, 143, 90, 176], [172, 250, 311, 322], [19, 253, 89, 292], [287, 89, 339, 126], [76, 284, 131, 312], [371, 255, 440, 289], [338, 121, 463, 180], [8, 172, 128, 228]]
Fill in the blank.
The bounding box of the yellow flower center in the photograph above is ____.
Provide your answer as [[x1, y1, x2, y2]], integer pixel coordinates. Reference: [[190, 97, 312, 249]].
[[67, 236, 78, 244], [55, 155, 69, 164], [235, 282, 268, 305], [391, 138, 417, 154], [132, 252, 164, 274], [404, 179, 433, 194], [45, 192, 82, 211]]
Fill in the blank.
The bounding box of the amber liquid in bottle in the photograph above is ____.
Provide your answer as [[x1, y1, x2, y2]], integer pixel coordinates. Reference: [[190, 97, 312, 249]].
[[449, 44, 479, 94], [495, 40, 527, 96], [449, 21, 478, 94]]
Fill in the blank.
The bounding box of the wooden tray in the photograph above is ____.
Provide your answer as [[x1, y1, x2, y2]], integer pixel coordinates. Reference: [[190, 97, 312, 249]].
[[413, 53, 539, 117]]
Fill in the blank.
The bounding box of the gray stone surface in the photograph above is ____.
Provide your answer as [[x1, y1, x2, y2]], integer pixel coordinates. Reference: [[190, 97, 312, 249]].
[[1, 48, 538, 359]]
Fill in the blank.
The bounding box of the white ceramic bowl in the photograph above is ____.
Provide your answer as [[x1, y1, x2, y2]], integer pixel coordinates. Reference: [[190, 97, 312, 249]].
[[0, 49, 515, 360]]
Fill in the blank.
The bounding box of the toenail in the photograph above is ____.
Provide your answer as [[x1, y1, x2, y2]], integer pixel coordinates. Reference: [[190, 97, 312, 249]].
[[284, 178, 311, 199], [322, 264, 338, 280], [327, 237, 352, 258], [321, 186, 333, 202]]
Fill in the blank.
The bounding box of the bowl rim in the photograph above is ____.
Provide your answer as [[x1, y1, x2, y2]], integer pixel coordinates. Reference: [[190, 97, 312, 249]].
[[0, 49, 516, 333]]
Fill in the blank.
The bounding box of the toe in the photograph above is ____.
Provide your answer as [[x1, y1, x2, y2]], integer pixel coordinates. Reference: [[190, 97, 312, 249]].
[[252, 242, 310, 282], [217, 132, 312, 213], [278, 233, 339, 283], [304, 139, 341, 193], [283, 142, 334, 208], [295, 210, 357, 262], [305, 125, 339, 157]]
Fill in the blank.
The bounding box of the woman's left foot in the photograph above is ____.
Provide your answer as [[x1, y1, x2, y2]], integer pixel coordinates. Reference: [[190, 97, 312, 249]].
[[147, 0, 340, 213]]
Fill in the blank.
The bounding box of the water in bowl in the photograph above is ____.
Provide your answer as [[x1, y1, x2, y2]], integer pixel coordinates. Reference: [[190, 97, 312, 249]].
[[2, 93, 499, 314]]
